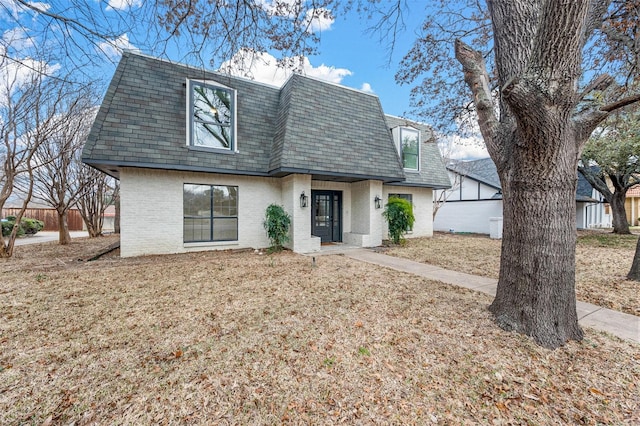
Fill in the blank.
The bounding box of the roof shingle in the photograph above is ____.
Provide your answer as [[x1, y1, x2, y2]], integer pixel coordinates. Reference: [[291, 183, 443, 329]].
[[83, 52, 450, 188]]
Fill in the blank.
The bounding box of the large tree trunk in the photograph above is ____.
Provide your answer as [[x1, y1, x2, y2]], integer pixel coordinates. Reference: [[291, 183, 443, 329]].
[[609, 188, 630, 234], [58, 210, 72, 245], [453, 1, 617, 348], [628, 236, 640, 281], [490, 132, 584, 347]]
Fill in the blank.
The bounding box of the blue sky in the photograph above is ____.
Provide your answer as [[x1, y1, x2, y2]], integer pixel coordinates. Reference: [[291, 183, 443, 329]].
[[305, 7, 423, 117], [0, 0, 488, 159], [75, 0, 425, 115]]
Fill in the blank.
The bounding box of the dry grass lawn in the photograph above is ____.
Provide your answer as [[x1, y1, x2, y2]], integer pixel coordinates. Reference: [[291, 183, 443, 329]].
[[386, 231, 640, 317], [1, 236, 639, 425]]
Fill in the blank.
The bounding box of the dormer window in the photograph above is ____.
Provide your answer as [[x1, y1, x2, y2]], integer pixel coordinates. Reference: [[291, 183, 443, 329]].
[[392, 126, 420, 171], [187, 80, 236, 150]]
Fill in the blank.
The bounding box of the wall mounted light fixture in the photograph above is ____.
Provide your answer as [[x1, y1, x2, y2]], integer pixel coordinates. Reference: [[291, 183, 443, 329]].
[[300, 191, 309, 208]]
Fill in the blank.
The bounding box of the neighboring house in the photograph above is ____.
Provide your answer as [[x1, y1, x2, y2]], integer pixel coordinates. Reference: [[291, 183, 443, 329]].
[[82, 52, 450, 257], [626, 185, 640, 226], [433, 158, 610, 235]]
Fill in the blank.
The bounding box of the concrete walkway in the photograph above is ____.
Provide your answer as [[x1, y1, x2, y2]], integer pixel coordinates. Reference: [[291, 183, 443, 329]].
[[13, 231, 89, 246], [338, 248, 639, 345]]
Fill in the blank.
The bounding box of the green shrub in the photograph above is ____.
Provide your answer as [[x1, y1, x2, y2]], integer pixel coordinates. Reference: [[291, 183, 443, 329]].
[[21, 218, 44, 235], [383, 196, 415, 245], [1, 219, 15, 237], [263, 204, 291, 251], [1, 217, 44, 237]]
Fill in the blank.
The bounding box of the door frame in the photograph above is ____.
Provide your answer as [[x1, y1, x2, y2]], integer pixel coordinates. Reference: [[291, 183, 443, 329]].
[[311, 190, 343, 243]]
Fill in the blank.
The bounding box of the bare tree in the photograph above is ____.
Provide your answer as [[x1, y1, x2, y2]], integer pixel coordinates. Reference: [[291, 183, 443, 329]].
[[29, 91, 97, 244], [2, 0, 154, 76], [76, 166, 118, 237], [433, 174, 464, 220], [0, 55, 67, 257]]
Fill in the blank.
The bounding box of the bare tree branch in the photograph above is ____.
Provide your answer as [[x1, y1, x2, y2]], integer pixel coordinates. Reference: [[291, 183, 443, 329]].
[[454, 38, 500, 163], [600, 93, 640, 112], [577, 74, 615, 101]]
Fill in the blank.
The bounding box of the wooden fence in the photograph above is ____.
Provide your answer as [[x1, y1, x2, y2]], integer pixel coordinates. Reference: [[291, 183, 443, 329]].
[[1, 208, 84, 232]]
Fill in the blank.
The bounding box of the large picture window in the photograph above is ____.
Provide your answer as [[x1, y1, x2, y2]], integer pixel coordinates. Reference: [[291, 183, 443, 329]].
[[188, 80, 235, 150], [183, 184, 238, 242]]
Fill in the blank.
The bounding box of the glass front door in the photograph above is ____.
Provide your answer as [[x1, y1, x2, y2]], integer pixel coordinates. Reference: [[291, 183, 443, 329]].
[[311, 190, 342, 243]]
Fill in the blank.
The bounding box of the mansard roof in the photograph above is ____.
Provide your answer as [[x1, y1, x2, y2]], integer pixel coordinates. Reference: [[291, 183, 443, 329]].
[[84, 51, 449, 188]]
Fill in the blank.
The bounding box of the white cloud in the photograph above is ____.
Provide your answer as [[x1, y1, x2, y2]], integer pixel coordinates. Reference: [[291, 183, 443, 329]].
[[255, 0, 300, 18], [97, 33, 138, 59], [0, 0, 50, 20], [438, 134, 488, 161], [359, 82, 374, 94], [304, 58, 352, 83], [219, 49, 352, 87], [303, 8, 334, 33], [0, 58, 60, 105], [2, 27, 36, 50], [106, 0, 142, 11], [254, 1, 333, 33], [26, 2, 50, 12]]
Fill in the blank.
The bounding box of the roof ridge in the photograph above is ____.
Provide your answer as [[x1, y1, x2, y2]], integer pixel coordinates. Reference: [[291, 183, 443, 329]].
[[285, 72, 379, 98], [121, 50, 283, 90]]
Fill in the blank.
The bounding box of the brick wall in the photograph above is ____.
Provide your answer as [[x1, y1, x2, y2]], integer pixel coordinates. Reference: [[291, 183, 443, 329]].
[[120, 167, 282, 257], [382, 185, 434, 239], [119, 167, 436, 257]]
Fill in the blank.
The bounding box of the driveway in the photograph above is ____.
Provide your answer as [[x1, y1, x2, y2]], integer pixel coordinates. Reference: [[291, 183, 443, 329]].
[[13, 231, 89, 246]]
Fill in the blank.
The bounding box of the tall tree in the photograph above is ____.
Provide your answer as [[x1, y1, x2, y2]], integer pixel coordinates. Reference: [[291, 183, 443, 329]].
[[0, 54, 66, 257], [578, 110, 640, 234], [29, 92, 97, 244], [451, 1, 639, 348], [2, 0, 151, 76]]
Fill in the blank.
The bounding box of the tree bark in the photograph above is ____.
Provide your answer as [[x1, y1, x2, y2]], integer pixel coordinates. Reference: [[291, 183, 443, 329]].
[[490, 134, 584, 347], [114, 192, 121, 234], [58, 210, 72, 245], [610, 189, 631, 234], [454, 0, 606, 348], [85, 219, 100, 238], [628, 236, 640, 281]]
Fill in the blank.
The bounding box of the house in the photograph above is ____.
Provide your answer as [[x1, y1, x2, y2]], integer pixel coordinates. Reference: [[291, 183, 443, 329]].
[[433, 158, 610, 235], [82, 52, 451, 257], [625, 185, 640, 226]]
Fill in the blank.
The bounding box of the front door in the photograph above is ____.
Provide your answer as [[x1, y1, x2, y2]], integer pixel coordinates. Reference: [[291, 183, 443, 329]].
[[311, 190, 342, 243]]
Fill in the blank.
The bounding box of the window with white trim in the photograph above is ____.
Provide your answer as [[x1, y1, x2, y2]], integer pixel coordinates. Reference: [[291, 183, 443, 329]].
[[187, 80, 235, 150], [392, 127, 420, 171], [183, 184, 238, 242]]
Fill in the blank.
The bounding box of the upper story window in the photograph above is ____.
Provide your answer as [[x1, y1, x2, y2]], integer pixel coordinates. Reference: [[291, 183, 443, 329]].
[[187, 80, 236, 150], [392, 126, 420, 171]]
